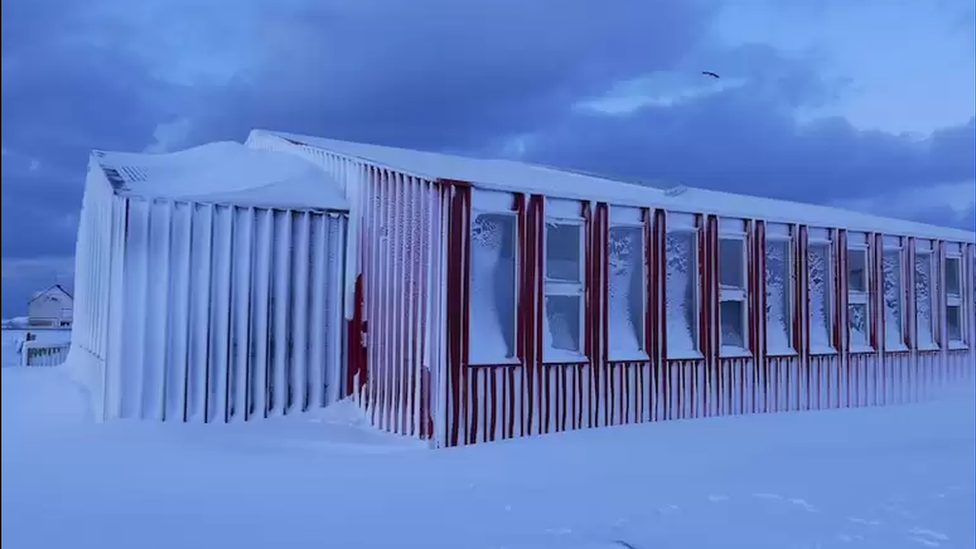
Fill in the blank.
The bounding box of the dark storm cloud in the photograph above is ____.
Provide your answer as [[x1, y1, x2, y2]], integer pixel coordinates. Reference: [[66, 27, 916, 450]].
[[181, 0, 715, 150], [520, 85, 976, 206]]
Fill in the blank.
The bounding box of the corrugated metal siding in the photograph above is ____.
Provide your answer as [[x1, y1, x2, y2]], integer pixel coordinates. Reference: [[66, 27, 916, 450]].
[[440, 192, 975, 447], [98, 199, 346, 422], [256, 133, 975, 447]]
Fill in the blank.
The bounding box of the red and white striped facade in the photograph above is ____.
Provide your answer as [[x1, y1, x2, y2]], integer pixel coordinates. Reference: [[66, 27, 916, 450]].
[[246, 130, 976, 448]]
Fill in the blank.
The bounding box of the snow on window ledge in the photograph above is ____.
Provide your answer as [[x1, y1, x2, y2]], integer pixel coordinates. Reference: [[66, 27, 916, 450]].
[[766, 347, 797, 358], [883, 343, 909, 353], [719, 345, 752, 359], [916, 343, 941, 353], [809, 345, 836, 356], [848, 344, 874, 355], [948, 341, 969, 351], [607, 349, 650, 363], [542, 348, 588, 364], [468, 356, 522, 367], [666, 349, 704, 361]]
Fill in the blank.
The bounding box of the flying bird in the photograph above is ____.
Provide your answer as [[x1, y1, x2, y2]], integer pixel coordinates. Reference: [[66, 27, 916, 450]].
[[701, 71, 720, 79]]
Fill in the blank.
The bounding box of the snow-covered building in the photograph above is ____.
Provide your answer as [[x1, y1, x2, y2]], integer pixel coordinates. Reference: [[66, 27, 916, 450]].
[[27, 284, 73, 328], [68, 141, 349, 422], [69, 130, 976, 446]]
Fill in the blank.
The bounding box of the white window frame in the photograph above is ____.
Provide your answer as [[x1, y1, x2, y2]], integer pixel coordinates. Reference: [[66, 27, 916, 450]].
[[914, 243, 939, 351], [665, 213, 702, 360], [467, 192, 521, 366], [808, 231, 836, 355], [718, 222, 750, 358], [607, 207, 649, 361], [846, 242, 873, 353], [881, 239, 908, 352], [944, 253, 966, 349], [764, 225, 795, 356], [542, 211, 587, 363]]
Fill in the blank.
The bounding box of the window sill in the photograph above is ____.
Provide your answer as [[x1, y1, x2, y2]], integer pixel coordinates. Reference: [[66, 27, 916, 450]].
[[809, 345, 837, 356], [884, 343, 909, 353], [766, 348, 797, 358], [719, 346, 752, 359], [542, 349, 588, 364], [916, 344, 941, 353], [607, 350, 650, 363], [948, 341, 969, 351], [848, 345, 875, 355], [666, 349, 704, 361], [468, 356, 522, 367]]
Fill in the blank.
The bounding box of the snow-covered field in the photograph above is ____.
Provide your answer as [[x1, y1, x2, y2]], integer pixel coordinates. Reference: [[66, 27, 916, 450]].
[[2, 366, 974, 549]]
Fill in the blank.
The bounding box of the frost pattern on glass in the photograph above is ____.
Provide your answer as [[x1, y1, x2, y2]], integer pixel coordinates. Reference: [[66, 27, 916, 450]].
[[608, 226, 644, 356], [544, 295, 581, 355], [808, 245, 832, 350], [665, 232, 697, 353], [765, 241, 791, 352], [848, 303, 868, 348], [915, 253, 935, 347], [882, 251, 903, 348], [469, 213, 517, 363]]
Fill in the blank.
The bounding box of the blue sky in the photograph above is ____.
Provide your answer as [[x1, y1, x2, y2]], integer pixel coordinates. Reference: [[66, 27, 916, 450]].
[[2, 0, 974, 317]]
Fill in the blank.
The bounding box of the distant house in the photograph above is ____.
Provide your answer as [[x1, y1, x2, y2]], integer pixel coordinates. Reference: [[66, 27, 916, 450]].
[[27, 284, 73, 328]]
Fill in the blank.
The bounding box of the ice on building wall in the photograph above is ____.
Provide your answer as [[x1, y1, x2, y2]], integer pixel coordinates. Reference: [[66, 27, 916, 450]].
[[468, 213, 517, 363], [764, 240, 792, 352], [915, 253, 935, 347], [607, 226, 645, 357], [807, 244, 832, 350], [665, 232, 697, 354], [882, 251, 903, 348]]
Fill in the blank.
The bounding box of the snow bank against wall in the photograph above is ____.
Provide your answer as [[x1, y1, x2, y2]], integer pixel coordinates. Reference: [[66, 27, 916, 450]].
[[70, 141, 350, 423]]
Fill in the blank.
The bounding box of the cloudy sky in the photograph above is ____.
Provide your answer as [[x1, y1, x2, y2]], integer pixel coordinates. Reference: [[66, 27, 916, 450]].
[[2, 0, 974, 317]]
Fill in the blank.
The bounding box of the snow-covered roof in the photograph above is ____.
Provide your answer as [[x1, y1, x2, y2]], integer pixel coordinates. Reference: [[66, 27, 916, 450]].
[[28, 284, 72, 304], [258, 130, 975, 243], [93, 141, 348, 212]]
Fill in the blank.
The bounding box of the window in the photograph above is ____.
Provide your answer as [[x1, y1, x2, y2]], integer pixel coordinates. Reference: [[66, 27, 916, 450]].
[[847, 247, 871, 351], [945, 256, 964, 346], [915, 252, 937, 349], [808, 240, 834, 353], [719, 237, 748, 354], [468, 211, 518, 364], [665, 229, 699, 356], [881, 248, 905, 350], [543, 220, 585, 361], [765, 237, 793, 354], [607, 224, 646, 359]]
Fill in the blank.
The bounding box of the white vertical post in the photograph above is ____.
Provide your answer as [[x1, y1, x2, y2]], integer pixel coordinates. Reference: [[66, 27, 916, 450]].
[[187, 204, 215, 422], [231, 207, 255, 421], [291, 211, 311, 412], [308, 213, 328, 408], [271, 210, 291, 416], [251, 209, 273, 418]]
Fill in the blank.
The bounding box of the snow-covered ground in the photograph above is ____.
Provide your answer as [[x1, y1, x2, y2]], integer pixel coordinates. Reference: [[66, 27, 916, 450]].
[[2, 366, 973, 549]]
